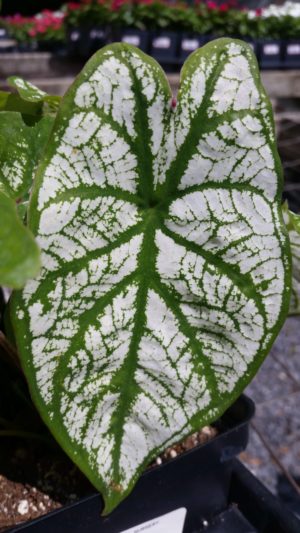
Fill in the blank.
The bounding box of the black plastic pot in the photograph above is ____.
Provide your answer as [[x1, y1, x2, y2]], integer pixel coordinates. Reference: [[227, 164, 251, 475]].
[[67, 26, 108, 59], [229, 460, 300, 533], [258, 39, 283, 70], [0, 27, 17, 53], [282, 40, 300, 69], [36, 41, 66, 54], [10, 458, 300, 532], [179, 33, 207, 62], [17, 42, 39, 53], [10, 395, 255, 532], [118, 29, 150, 53], [66, 26, 87, 58], [150, 30, 180, 64], [88, 27, 109, 56]]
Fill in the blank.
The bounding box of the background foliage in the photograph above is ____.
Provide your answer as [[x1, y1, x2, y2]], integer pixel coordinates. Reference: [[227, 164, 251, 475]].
[[1, 1, 300, 44]]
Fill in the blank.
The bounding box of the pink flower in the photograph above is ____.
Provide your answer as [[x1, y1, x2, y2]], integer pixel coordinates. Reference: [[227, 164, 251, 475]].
[[67, 2, 81, 10], [111, 0, 127, 10], [207, 1, 217, 10], [219, 3, 229, 12]]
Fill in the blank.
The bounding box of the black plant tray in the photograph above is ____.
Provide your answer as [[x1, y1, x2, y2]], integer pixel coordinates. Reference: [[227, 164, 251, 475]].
[[10, 395, 254, 532], [228, 460, 300, 533], [191, 459, 300, 532]]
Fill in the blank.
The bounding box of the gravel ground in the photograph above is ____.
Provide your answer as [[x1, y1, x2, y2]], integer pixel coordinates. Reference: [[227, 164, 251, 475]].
[[242, 316, 300, 513]]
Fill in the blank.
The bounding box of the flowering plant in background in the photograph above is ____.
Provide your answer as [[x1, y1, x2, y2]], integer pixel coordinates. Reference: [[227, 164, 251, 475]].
[[65, 0, 113, 28], [63, 0, 300, 39], [247, 1, 300, 39], [27, 10, 65, 43], [250, 1, 300, 20], [2, 0, 300, 44], [0, 14, 34, 43], [195, 2, 243, 37], [0, 10, 66, 45], [110, 1, 200, 32]]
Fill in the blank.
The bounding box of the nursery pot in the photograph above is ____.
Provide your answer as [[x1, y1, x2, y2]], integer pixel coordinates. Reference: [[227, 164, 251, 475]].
[[150, 31, 180, 65], [179, 33, 207, 62], [258, 39, 283, 70], [0, 28, 17, 53], [282, 40, 300, 69], [67, 26, 87, 58], [10, 395, 254, 532], [67, 26, 108, 59], [36, 41, 66, 54], [118, 29, 150, 54], [88, 27, 109, 57]]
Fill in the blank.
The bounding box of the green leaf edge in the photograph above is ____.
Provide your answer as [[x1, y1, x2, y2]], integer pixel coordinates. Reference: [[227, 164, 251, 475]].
[[282, 202, 300, 316], [0, 191, 40, 289], [9, 39, 292, 514]]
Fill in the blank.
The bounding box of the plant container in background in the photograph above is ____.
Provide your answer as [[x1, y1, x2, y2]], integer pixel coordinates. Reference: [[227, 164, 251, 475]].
[[179, 33, 207, 62], [36, 40, 66, 54], [118, 29, 150, 53], [150, 30, 180, 64], [67, 26, 87, 58], [88, 27, 109, 57], [67, 26, 108, 59], [0, 27, 17, 53], [282, 39, 300, 69], [258, 39, 283, 69]]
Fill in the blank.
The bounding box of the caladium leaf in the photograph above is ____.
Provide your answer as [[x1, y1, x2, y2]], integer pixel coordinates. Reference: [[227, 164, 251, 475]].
[[0, 79, 57, 202], [8, 77, 61, 116], [0, 112, 54, 201], [282, 204, 300, 315], [0, 91, 43, 120], [0, 103, 53, 289], [10, 40, 290, 512], [8, 77, 48, 103], [0, 191, 40, 288]]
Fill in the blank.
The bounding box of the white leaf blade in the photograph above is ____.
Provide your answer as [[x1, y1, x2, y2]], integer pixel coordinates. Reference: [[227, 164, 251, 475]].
[[10, 41, 291, 513]]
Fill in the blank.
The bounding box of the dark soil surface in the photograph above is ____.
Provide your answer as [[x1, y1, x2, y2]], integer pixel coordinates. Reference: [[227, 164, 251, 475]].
[[0, 438, 92, 531], [0, 426, 218, 531]]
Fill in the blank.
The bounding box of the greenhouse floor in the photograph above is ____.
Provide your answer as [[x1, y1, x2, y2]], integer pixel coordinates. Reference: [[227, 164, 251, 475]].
[[242, 316, 300, 516]]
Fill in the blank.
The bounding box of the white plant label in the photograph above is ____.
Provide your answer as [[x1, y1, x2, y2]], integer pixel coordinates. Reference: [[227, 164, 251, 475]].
[[121, 507, 187, 533]]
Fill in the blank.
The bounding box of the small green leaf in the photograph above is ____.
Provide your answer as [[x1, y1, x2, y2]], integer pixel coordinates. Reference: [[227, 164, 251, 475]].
[[282, 203, 300, 315], [0, 191, 40, 289], [0, 91, 43, 122], [11, 40, 290, 512], [0, 112, 54, 200], [7, 77, 61, 116], [8, 77, 48, 103]]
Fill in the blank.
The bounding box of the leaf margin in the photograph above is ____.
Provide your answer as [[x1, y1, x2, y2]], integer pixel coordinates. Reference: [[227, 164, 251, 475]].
[[9, 39, 292, 513]]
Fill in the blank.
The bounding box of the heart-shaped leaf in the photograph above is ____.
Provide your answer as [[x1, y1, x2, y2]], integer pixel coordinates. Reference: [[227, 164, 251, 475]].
[[283, 204, 300, 315], [10, 40, 291, 512]]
